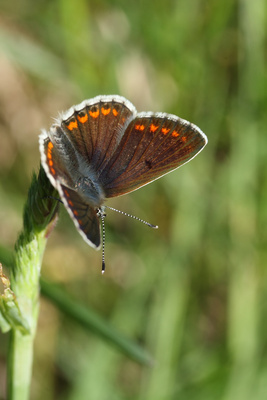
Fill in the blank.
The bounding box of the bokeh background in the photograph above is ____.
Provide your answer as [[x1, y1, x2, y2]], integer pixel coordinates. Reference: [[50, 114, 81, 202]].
[[1, 0, 267, 399]]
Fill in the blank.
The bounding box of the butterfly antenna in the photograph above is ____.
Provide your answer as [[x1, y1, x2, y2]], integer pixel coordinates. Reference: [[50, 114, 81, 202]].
[[105, 205, 158, 229], [100, 210, 106, 274]]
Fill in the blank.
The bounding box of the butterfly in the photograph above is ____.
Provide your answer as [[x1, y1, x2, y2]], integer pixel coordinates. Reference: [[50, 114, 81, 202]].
[[39, 95, 207, 271]]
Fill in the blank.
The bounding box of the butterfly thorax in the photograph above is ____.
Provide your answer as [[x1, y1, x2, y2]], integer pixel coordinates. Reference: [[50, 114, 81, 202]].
[[74, 176, 105, 207]]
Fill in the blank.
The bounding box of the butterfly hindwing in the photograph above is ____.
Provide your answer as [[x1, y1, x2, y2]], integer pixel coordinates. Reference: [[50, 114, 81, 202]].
[[40, 133, 75, 189], [59, 185, 101, 249]]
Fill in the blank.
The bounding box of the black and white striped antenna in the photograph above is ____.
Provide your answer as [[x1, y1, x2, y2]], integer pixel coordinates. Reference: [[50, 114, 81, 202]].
[[100, 205, 158, 274]]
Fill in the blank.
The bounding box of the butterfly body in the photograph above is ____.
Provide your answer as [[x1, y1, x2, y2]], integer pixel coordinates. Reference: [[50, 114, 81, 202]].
[[39, 95, 207, 250]]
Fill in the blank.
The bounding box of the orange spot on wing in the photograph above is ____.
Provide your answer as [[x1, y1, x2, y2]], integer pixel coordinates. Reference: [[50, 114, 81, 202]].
[[51, 167, 56, 175], [112, 108, 119, 116], [64, 190, 70, 197], [67, 120, 78, 131], [68, 200, 74, 207], [73, 210, 78, 216], [47, 141, 54, 160], [172, 130, 179, 137], [89, 109, 100, 118], [48, 160, 53, 166], [161, 127, 170, 135], [101, 107, 111, 115], [78, 114, 88, 124], [181, 136, 187, 142], [150, 124, 158, 132], [135, 124, 145, 131]]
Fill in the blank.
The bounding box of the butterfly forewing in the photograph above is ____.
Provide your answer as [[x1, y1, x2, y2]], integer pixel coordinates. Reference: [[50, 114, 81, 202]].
[[100, 114, 207, 197], [60, 97, 136, 174]]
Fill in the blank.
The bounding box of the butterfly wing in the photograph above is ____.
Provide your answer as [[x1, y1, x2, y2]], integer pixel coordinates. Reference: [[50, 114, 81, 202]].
[[39, 132, 76, 190], [99, 113, 207, 197], [58, 95, 136, 175], [58, 185, 101, 248], [39, 133, 101, 248]]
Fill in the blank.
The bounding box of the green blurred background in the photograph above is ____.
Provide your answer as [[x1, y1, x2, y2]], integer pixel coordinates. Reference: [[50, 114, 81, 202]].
[[1, 0, 267, 399]]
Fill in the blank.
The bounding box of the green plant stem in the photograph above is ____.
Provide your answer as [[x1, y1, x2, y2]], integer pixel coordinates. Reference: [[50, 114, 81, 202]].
[[8, 331, 35, 399], [7, 166, 59, 400]]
